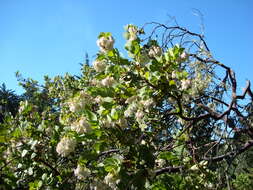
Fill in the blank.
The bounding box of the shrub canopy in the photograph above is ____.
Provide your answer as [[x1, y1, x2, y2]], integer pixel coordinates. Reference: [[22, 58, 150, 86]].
[[1, 23, 253, 189]]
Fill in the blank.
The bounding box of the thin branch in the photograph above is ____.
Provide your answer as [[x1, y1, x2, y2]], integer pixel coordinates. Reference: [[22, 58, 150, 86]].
[[98, 149, 120, 157], [155, 165, 185, 176], [203, 140, 253, 162]]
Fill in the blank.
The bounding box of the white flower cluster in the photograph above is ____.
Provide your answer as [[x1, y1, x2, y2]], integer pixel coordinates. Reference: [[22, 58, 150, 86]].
[[148, 45, 162, 58], [125, 24, 150, 64], [177, 51, 189, 62], [101, 119, 112, 128], [172, 71, 177, 79], [95, 96, 103, 104], [100, 116, 128, 129], [126, 24, 138, 41], [101, 76, 115, 87], [97, 36, 115, 53], [90, 180, 107, 190], [124, 103, 137, 117], [180, 52, 188, 60], [71, 117, 90, 134], [124, 25, 138, 57], [67, 91, 91, 112], [104, 173, 120, 189], [140, 99, 154, 109], [128, 25, 137, 35], [125, 95, 138, 104], [18, 100, 29, 113], [68, 101, 82, 112], [74, 164, 91, 180], [125, 96, 154, 120], [136, 110, 144, 121], [93, 60, 107, 72], [181, 79, 191, 90], [56, 137, 76, 157], [10, 140, 23, 153], [90, 79, 100, 86], [156, 158, 166, 167], [190, 160, 208, 171]]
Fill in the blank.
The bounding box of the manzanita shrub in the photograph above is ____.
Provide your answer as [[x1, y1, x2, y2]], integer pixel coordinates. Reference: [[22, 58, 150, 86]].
[[1, 23, 253, 189]]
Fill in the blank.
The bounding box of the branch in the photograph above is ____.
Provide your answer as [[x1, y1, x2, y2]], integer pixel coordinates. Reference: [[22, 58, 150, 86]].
[[142, 22, 210, 51], [237, 80, 253, 100], [98, 149, 120, 157], [202, 140, 253, 162], [0, 158, 15, 171], [155, 165, 185, 176], [36, 158, 60, 175]]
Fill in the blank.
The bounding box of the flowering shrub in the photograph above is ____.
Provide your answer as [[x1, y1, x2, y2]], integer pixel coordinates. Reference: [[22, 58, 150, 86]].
[[1, 22, 253, 189]]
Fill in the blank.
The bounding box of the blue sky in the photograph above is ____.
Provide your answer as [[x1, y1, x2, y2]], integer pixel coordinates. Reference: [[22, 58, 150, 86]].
[[0, 0, 252, 94]]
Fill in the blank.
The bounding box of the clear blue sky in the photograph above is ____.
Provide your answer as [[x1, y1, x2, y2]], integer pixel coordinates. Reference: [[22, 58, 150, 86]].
[[0, 0, 252, 94]]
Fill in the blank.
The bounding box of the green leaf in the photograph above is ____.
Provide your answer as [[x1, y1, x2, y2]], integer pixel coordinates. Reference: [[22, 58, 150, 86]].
[[31, 152, 36, 159], [93, 129, 102, 138], [98, 32, 112, 38], [104, 165, 114, 173], [42, 173, 47, 181], [107, 49, 115, 57], [38, 181, 43, 188], [164, 52, 170, 62], [97, 106, 110, 116], [22, 149, 28, 157], [93, 142, 102, 153], [0, 136, 6, 143], [12, 128, 22, 138], [169, 80, 176, 86], [104, 157, 121, 173], [28, 167, 33, 175], [159, 152, 178, 161], [144, 71, 150, 80], [87, 86, 115, 97], [29, 180, 42, 190], [181, 70, 188, 78], [111, 108, 119, 120], [103, 97, 114, 102], [85, 110, 97, 122]]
